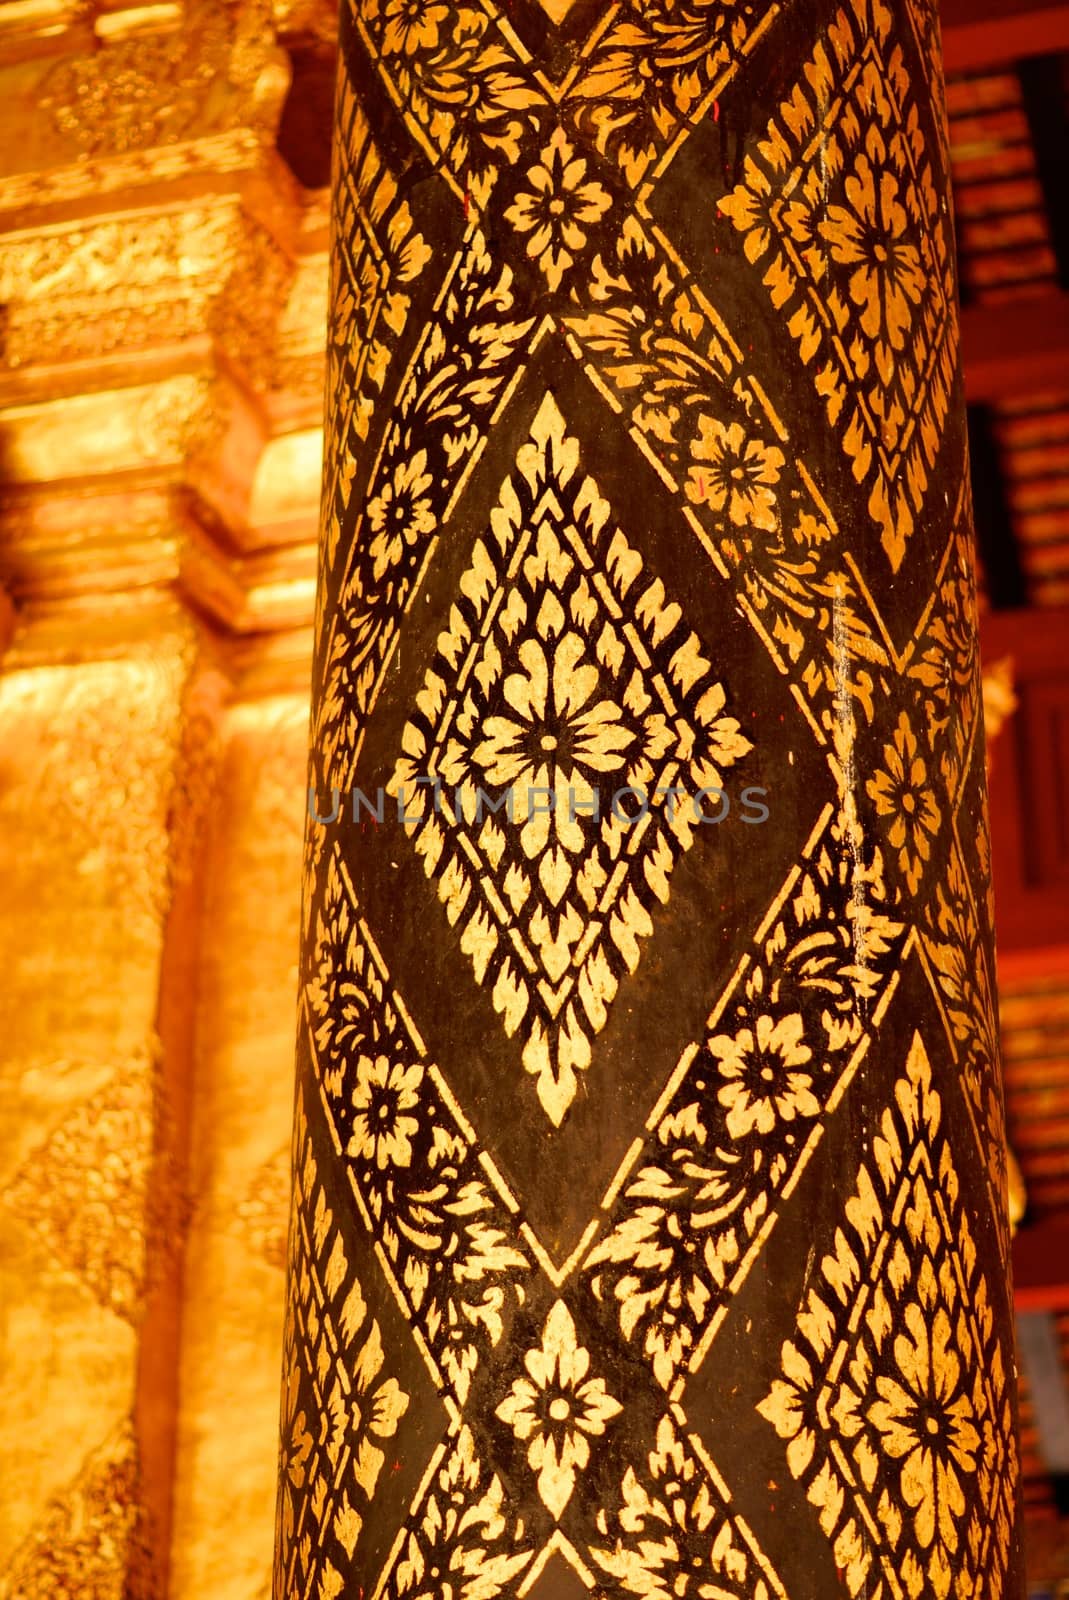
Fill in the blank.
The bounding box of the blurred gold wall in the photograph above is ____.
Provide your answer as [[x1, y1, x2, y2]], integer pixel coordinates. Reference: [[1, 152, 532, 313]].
[[0, 3, 327, 1593]]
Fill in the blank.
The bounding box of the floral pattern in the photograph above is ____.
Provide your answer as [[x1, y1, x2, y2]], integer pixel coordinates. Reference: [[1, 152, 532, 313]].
[[759, 1036, 1018, 1600], [320, 76, 432, 574], [305, 853, 533, 1409], [285, 0, 1015, 1592], [867, 711, 942, 896], [467, 628, 640, 856], [389, 394, 753, 1125], [347, 1055, 422, 1170], [276, 1094, 413, 1596], [366, 449, 435, 582], [719, 0, 958, 568], [504, 129, 612, 292], [496, 1301, 622, 1519], [909, 506, 982, 796], [590, 1413, 780, 1600], [584, 806, 906, 1391], [710, 1012, 820, 1139], [568, 0, 772, 186], [355, 0, 547, 207], [868, 1297, 981, 1559], [381, 0, 448, 57], [685, 417, 785, 533]]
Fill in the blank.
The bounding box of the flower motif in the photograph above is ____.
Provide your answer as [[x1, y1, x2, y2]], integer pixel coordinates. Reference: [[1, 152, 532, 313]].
[[381, 0, 448, 55], [710, 1012, 819, 1139], [496, 1300, 622, 1518], [366, 449, 435, 581], [466, 629, 637, 859], [867, 711, 942, 894], [504, 128, 612, 291], [819, 145, 926, 374], [685, 416, 785, 532], [347, 1055, 423, 1170], [867, 1298, 980, 1559]]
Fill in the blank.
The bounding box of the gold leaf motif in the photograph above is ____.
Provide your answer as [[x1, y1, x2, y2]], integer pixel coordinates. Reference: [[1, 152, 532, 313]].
[[496, 1301, 622, 1520], [758, 1035, 1017, 1600], [275, 1093, 412, 1597], [504, 129, 612, 293], [720, 0, 957, 569], [390, 392, 753, 1124]]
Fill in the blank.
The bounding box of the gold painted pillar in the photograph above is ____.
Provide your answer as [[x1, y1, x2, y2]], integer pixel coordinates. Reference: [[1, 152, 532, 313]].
[[276, 1, 1025, 1596]]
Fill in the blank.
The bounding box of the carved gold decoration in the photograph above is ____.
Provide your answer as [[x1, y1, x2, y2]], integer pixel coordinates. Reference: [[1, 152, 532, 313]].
[[0, 0, 319, 1593], [3, 1055, 157, 1321], [40, 1, 286, 155], [0, 1430, 142, 1600]]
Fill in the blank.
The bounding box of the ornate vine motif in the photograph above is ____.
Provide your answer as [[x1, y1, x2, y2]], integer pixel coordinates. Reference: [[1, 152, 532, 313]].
[[383, 1426, 535, 1600], [305, 851, 533, 1404], [280, 0, 1020, 1592], [584, 804, 906, 1391], [590, 1412, 783, 1600], [567, 0, 777, 188], [320, 72, 434, 577], [314, 227, 535, 788]]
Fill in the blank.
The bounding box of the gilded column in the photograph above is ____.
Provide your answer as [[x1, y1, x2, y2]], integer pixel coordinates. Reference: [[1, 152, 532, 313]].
[[276, 1, 1024, 1596]]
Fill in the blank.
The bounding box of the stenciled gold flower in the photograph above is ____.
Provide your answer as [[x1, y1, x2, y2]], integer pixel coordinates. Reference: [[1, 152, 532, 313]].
[[685, 416, 785, 532], [464, 629, 638, 859], [366, 449, 435, 581], [381, 0, 448, 56], [867, 710, 942, 894], [867, 1297, 981, 1560], [496, 1300, 622, 1518], [347, 1055, 422, 1170], [504, 128, 612, 291], [710, 1012, 819, 1139], [689, 681, 753, 797], [819, 142, 925, 377]]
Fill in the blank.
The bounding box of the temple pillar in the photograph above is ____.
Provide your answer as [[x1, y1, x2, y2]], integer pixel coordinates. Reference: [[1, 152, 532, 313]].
[[275, 2, 1025, 1598]]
